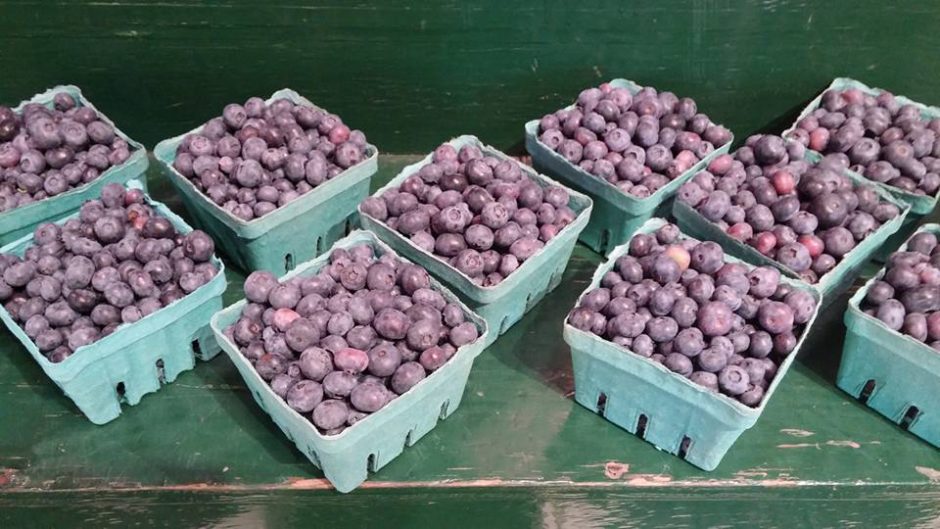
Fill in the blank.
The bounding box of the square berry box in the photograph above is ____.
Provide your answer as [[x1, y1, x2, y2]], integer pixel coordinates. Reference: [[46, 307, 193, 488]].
[[672, 144, 909, 305], [0, 85, 149, 246], [210, 230, 490, 493], [0, 181, 227, 424], [839, 223, 940, 448], [783, 78, 940, 255], [524, 78, 732, 255], [154, 88, 378, 276], [564, 217, 821, 470], [359, 135, 593, 345]]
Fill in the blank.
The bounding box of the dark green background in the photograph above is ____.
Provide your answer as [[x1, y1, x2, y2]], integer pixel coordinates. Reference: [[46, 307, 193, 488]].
[[1, 1, 938, 154], [2, 1, 940, 528]]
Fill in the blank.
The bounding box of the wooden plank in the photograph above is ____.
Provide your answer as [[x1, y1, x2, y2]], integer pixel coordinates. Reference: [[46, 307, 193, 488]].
[[0, 1, 938, 153], [0, 157, 937, 503], [2, 487, 940, 528]]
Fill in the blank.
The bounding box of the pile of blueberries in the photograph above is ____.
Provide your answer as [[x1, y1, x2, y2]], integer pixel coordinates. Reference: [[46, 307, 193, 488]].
[[677, 134, 903, 284], [536, 82, 732, 198], [360, 143, 579, 286], [568, 223, 818, 407], [0, 92, 135, 212], [788, 87, 940, 196], [172, 96, 370, 222], [862, 230, 940, 349], [0, 183, 218, 363], [226, 245, 481, 435]]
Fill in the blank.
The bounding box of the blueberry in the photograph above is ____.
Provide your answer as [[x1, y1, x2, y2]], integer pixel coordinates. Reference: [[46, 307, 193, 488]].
[[292, 348, 331, 382], [783, 289, 816, 324], [646, 316, 679, 342], [3, 262, 35, 288], [441, 304, 465, 328], [690, 242, 724, 275], [649, 288, 676, 316], [865, 280, 894, 305], [899, 285, 940, 313], [399, 264, 430, 295], [773, 332, 798, 356], [285, 380, 324, 414], [363, 343, 400, 377], [664, 352, 694, 376], [403, 318, 440, 351], [697, 301, 733, 336], [450, 322, 479, 347], [757, 301, 794, 334], [249, 352, 286, 381], [747, 267, 780, 299], [320, 370, 358, 400], [391, 361, 427, 394], [885, 265, 920, 290], [717, 365, 750, 396], [183, 231, 215, 263], [776, 243, 812, 273], [345, 381, 388, 413], [568, 307, 596, 331], [312, 399, 350, 431], [669, 297, 698, 329], [241, 272, 276, 304], [631, 334, 655, 357], [740, 331, 771, 360], [908, 232, 938, 255], [674, 327, 705, 357]]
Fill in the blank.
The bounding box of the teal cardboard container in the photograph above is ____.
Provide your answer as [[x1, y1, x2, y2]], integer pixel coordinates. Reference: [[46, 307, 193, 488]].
[[524, 78, 733, 255], [210, 230, 490, 493], [564, 217, 822, 470], [0, 85, 149, 246], [672, 159, 909, 305], [838, 224, 940, 448], [154, 88, 378, 276], [358, 135, 593, 345], [783, 77, 940, 256], [0, 182, 227, 425]]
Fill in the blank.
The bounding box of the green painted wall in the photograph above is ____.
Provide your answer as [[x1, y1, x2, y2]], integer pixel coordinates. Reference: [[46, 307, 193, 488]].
[[0, 1, 938, 153]]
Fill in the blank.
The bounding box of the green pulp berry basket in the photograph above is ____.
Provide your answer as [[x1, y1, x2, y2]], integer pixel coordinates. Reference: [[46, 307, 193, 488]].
[[210, 230, 490, 493], [0, 181, 227, 425], [358, 135, 593, 346], [838, 223, 940, 448], [154, 88, 378, 276], [0, 85, 149, 246], [564, 217, 822, 470], [783, 77, 940, 256], [672, 157, 909, 306], [524, 78, 732, 256]]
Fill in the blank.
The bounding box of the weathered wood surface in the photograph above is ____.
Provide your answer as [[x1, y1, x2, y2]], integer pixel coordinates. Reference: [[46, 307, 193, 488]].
[[1, 0, 940, 526], [0, 158, 938, 528], [1, 1, 938, 154]]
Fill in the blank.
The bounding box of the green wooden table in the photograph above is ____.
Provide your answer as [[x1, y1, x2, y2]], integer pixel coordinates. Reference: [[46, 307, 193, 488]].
[[3, 1, 940, 526], [1, 158, 939, 528]]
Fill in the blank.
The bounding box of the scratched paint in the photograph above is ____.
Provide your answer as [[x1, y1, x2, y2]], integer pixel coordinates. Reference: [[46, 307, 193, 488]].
[[778, 440, 862, 450], [603, 462, 630, 480], [780, 429, 815, 438], [915, 466, 940, 482]]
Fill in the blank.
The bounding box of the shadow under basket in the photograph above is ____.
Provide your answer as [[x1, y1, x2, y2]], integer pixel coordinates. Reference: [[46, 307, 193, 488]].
[[359, 134, 593, 346], [524, 78, 733, 256], [565, 217, 822, 470], [0, 84, 149, 247], [153, 88, 378, 276], [0, 183, 226, 424], [837, 224, 940, 448], [210, 230, 490, 493]]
